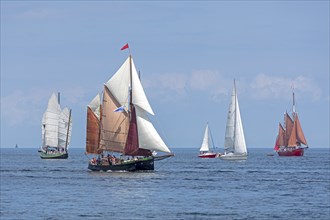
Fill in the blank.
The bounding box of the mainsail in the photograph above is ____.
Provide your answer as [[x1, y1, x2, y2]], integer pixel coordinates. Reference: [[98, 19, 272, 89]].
[[224, 81, 247, 155], [87, 55, 171, 156]]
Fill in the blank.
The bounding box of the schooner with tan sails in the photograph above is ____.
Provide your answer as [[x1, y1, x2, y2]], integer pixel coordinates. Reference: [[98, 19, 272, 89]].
[[274, 90, 308, 156], [85, 45, 173, 171]]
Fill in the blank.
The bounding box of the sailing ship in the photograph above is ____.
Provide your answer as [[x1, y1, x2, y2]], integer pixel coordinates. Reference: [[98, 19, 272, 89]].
[[219, 80, 247, 160], [85, 46, 174, 171], [198, 123, 218, 158], [39, 93, 72, 159], [273, 90, 308, 156]]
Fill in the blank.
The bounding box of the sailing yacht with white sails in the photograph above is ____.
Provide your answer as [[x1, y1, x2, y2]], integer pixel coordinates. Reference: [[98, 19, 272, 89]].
[[219, 80, 247, 160], [198, 123, 218, 158]]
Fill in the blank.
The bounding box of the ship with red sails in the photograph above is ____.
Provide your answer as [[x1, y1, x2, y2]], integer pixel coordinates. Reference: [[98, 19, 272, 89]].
[[85, 44, 174, 171], [274, 91, 308, 156]]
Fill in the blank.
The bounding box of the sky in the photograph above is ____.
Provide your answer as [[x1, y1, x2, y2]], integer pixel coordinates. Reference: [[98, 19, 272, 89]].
[[1, 1, 329, 150]]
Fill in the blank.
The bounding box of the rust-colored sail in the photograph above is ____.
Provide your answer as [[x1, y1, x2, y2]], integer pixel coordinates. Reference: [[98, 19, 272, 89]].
[[85, 107, 101, 154], [295, 114, 308, 146], [288, 114, 308, 147], [100, 86, 129, 153], [276, 123, 285, 147], [285, 113, 294, 146], [124, 105, 151, 156]]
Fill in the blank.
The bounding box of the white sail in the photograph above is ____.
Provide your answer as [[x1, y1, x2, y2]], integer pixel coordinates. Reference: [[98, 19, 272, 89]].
[[105, 57, 154, 115], [224, 82, 247, 155], [224, 86, 236, 153], [234, 96, 246, 154], [199, 124, 210, 152], [88, 94, 101, 120], [135, 106, 171, 153], [58, 108, 72, 150], [41, 93, 61, 149]]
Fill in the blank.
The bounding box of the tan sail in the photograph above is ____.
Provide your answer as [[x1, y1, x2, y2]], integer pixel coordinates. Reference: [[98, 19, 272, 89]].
[[86, 107, 101, 154], [288, 114, 308, 147], [100, 86, 129, 153]]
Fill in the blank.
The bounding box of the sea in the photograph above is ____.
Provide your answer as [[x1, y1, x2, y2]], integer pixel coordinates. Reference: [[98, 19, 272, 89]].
[[1, 148, 329, 220]]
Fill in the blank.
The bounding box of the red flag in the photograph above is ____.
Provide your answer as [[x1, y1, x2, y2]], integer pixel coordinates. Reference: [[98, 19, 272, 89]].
[[120, 43, 129, 50]]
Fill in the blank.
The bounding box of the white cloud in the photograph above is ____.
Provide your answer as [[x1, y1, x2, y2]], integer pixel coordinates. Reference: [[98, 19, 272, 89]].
[[144, 70, 232, 103], [250, 74, 322, 101], [1, 86, 89, 127], [17, 9, 55, 19]]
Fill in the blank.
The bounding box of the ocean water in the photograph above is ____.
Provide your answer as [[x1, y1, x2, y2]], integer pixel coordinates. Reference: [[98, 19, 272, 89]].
[[1, 148, 329, 220]]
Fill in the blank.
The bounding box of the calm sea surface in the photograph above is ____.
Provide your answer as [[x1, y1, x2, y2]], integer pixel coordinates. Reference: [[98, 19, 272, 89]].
[[1, 148, 329, 219]]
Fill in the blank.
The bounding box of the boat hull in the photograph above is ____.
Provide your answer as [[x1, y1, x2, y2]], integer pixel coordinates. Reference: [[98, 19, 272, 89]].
[[40, 152, 68, 159], [198, 152, 218, 158], [219, 153, 247, 160], [277, 148, 304, 156], [88, 157, 154, 172]]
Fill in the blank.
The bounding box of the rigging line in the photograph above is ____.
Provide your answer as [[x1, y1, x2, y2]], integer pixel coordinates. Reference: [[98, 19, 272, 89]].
[[156, 155, 174, 170], [209, 126, 216, 150]]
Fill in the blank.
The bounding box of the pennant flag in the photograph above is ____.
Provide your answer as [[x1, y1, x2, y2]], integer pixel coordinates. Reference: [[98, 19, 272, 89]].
[[120, 43, 129, 50], [113, 106, 125, 112]]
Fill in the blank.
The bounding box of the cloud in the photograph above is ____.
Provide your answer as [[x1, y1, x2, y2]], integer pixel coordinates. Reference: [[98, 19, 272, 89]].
[[143, 70, 231, 103], [250, 74, 322, 101], [1, 86, 89, 127], [17, 9, 55, 19]]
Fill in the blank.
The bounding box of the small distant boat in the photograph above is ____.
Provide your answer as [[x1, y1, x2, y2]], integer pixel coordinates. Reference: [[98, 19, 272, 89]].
[[198, 123, 218, 158], [15, 144, 18, 149], [85, 45, 174, 172], [39, 93, 72, 159], [273, 90, 308, 156], [266, 153, 275, 156], [219, 80, 247, 160]]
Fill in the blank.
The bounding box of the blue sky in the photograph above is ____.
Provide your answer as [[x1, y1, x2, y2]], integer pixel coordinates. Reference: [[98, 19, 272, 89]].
[[1, 1, 329, 149]]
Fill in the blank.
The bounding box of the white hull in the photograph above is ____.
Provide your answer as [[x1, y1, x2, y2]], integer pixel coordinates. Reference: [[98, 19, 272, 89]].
[[219, 153, 247, 160]]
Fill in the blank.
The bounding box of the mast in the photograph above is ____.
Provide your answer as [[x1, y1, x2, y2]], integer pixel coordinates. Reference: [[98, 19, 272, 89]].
[[233, 79, 237, 150], [129, 55, 133, 116], [64, 109, 72, 152], [58, 92, 60, 104], [292, 90, 296, 119]]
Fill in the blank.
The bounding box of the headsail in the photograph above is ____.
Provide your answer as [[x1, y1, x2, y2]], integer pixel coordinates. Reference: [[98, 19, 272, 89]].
[[288, 114, 308, 147], [200, 124, 210, 152]]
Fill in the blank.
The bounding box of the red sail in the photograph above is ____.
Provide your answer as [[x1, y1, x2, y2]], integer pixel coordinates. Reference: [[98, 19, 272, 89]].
[[124, 105, 151, 156], [295, 114, 308, 146], [285, 113, 294, 146], [274, 123, 285, 150], [86, 107, 101, 154]]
